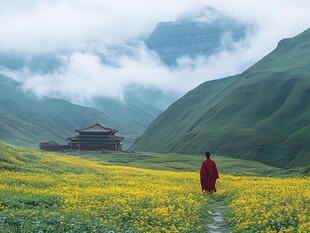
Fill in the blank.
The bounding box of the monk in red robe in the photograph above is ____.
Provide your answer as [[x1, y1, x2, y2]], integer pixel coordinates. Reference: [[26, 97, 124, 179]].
[[200, 151, 219, 193]]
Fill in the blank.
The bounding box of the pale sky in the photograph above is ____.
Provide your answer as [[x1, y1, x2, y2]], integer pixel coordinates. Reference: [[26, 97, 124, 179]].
[[1, 0, 310, 103]]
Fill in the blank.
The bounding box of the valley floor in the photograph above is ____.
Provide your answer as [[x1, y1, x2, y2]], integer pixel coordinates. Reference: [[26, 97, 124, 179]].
[[0, 143, 309, 232]]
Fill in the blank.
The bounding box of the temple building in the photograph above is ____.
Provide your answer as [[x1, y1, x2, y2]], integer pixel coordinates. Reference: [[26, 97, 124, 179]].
[[67, 122, 124, 151]]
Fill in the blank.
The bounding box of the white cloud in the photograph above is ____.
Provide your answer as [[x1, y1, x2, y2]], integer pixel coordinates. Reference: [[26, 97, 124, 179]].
[[1, 0, 310, 104], [207, 0, 310, 53], [16, 41, 248, 104], [0, 0, 204, 53]]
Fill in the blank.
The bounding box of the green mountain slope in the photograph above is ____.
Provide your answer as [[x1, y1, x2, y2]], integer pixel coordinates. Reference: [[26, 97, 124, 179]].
[[132, 28, 310, 167], [0, 76, 136, 148]]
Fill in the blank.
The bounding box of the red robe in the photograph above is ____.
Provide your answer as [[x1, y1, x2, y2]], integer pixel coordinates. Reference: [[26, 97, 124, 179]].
[[200, 158, 219, 192]]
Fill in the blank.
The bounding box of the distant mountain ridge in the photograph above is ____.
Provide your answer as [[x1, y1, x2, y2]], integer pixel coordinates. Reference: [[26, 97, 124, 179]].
[[0, 75, 136, 148], [132, 28, 310, 167]]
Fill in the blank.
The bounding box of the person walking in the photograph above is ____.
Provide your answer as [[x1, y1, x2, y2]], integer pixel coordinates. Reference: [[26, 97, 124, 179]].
[[200, 151, 219, 193]]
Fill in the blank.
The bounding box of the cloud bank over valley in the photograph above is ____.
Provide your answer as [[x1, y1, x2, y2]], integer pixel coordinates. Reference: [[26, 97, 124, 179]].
[[1, 0, 310, 105]]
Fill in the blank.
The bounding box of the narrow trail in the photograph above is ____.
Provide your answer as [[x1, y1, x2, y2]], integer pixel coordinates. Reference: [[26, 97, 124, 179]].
[[206, 206, 230, 233]]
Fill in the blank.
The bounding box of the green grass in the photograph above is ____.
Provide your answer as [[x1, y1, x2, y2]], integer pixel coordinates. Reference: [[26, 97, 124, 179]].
[[76, 150, 309, 177], [1, 137, 308, 179], [132, 28, 310, 168]]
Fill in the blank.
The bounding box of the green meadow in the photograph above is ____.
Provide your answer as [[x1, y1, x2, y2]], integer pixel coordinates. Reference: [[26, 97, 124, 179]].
[[77, 150, 308, 177], [0, 143, 309, 232]]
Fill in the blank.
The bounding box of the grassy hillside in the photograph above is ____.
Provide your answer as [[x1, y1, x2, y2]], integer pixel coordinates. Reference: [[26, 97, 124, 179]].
[[0, 143, 309, 232], [132, 28, 310, 168], [0, 76, 136, 148]]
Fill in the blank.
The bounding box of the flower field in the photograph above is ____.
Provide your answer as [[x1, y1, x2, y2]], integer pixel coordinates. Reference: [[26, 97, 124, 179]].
[[0, 143, 208, 232], [220, 176, 310, 232], [0, 143, 309, 232]]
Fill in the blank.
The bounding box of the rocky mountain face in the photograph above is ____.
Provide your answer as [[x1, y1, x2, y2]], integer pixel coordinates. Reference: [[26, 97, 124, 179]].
[[145, 8, 248, 65]]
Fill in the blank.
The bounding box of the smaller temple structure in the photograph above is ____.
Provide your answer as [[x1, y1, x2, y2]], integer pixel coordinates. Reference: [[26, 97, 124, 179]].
[[39, 122, 124, 151], [67, 122, 124, 151], [39, 141, 69, 151]]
